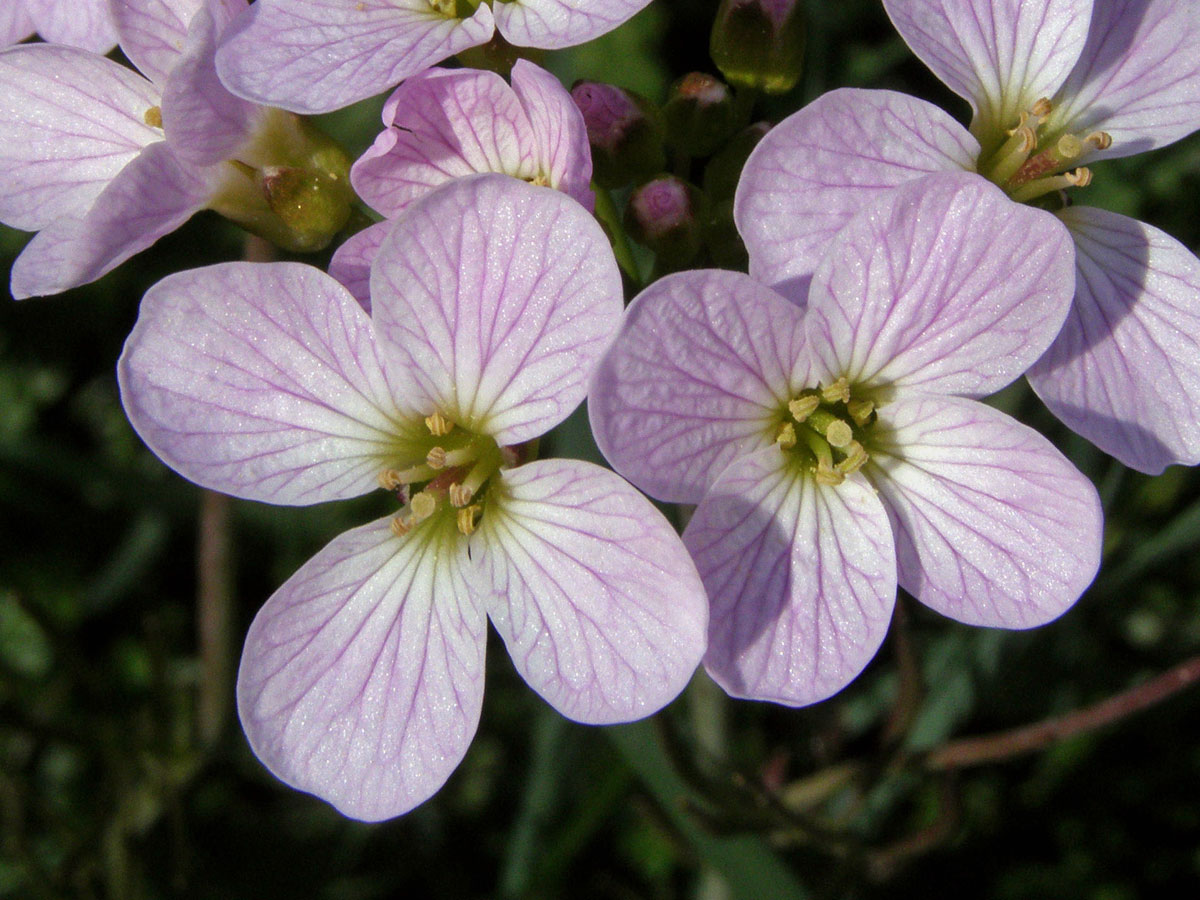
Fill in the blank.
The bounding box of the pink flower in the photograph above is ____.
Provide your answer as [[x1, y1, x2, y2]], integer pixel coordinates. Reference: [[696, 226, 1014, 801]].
[[591, 175, 1102, 705], [330, 59, 592, 308], [215, 0, 657, 114], [119, 175, 707, 819], [736, 0, 1200, 474]]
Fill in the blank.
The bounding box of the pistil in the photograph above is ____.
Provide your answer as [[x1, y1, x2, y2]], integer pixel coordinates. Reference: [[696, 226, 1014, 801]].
[[981, 98, 1052, 184]]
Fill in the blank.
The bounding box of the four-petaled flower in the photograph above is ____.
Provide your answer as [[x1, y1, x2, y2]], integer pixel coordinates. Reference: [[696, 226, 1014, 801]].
[[216, 0, 657, 114], [0, 0, 352, 298], [736, 0, 1200, 474], [118, 174, 708, 819], [330, 59, 592, 308], [591, 175, 1103, 705]]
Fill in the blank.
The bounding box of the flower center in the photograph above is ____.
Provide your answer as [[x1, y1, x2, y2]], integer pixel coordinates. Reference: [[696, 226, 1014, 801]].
[[775, 376, 874, 486], [378, 412, 522, 538], [428, 0, 483, 17], [978, 98, 1111, 206]]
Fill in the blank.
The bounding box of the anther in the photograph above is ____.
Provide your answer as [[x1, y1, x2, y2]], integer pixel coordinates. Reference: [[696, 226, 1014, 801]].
[[425, 412, 454, 436], [457, 505, 482, 535], [788, 395, 819, 422], [144, 106, 163, 128], [1065, 167, 1092, 187], [821, 377, 850, 404], [1013, 125, 1036, 154], [847, 399, 875, 426], [1005, 110, 1029, 138], [390, 515, 412, 537], [1030, 98, 1053, 118], [379, 469, 402, 491], [837, 441, 868, 476], [448, 483, 474, 508], [776, 422, 797, 449], [1085, 131, 1112, 151], [814, 461, 844, 486], [426, 446, 447, 469], [824, 419, 853, 449]]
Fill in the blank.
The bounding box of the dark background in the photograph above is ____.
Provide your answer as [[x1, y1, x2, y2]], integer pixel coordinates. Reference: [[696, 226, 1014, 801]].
[[2, 1, 1199, 897]]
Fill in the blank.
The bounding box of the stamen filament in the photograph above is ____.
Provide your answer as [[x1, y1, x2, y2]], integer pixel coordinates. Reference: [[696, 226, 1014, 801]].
[[1009, 167, 1091, 203], [378, 463, 437, 490]]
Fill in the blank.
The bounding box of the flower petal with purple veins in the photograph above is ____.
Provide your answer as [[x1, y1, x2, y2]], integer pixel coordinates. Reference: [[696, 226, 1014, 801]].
[[10, 141, 211, 299], [161, 0, 261, 165], [0, 3, 34, 46], [1029, 205, 1200, 473], [882, 0, 1091, 139], [119, 261, 417, 506], [492, 0, 653, 49], [479, 459, 707, 724], [686, 445, 896, 707], [25, 0, 118, 53], [589, 268, 808, 504], [329, 220, 390, 315], [509, 59, 594, 210], [238, 515, 486, 822], [1045, 0, 1200, 162], [352, 68, 540, 218], [370, 174, 622, 445], [869, 393, 1102, 628], [804, 174, 1075, 396], [0, 45, 160, 231], [111, 0, 205, 86], [215, 0, 496, 114], [734, 89, 978, 302]]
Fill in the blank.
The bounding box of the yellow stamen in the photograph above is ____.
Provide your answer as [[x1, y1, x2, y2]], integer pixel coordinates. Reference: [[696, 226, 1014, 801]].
[[821, 377, 850, 404], [788, 395, 819, 422], [776, 422, 797, 449], [144, 106, 163, 128], [426, 446, 447, 469], [456, 505, 482, 535], [425, 412, 454, 436], [390, 515, 412, 537], [1008, 167, 1091, 203], [448, 483, 474, 508], [1085, 131, 1112, 151], [1030, 98, 1053, 118], [837, 441, 868, 477], [378, 463, 437, 489], [847, 399, 875, 426]]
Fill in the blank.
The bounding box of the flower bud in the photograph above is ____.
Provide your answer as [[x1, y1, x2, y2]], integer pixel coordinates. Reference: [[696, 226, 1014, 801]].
[[664, 72, 737, 157], [703, 120, 771, 201], [571, 81, 666, 189], [710, 0, 806, 94], [624, 175, 710, 269], [209, 110, 354, 253]]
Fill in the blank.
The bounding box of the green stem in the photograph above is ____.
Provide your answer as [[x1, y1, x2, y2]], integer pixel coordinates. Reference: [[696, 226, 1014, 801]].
[[593, 186, 641, 289]]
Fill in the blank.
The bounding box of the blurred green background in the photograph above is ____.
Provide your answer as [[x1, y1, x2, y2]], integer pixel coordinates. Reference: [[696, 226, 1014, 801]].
[[3, 2, 1200, 897]]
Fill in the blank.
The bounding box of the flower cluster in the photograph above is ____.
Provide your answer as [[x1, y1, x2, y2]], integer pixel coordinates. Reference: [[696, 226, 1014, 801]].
[[3, 0, 1198, 822]]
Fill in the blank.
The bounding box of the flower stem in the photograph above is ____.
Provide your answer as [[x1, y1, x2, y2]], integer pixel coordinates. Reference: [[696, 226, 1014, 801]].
[[926, 655, 1200, 769], [593, 186, 641, 289]]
